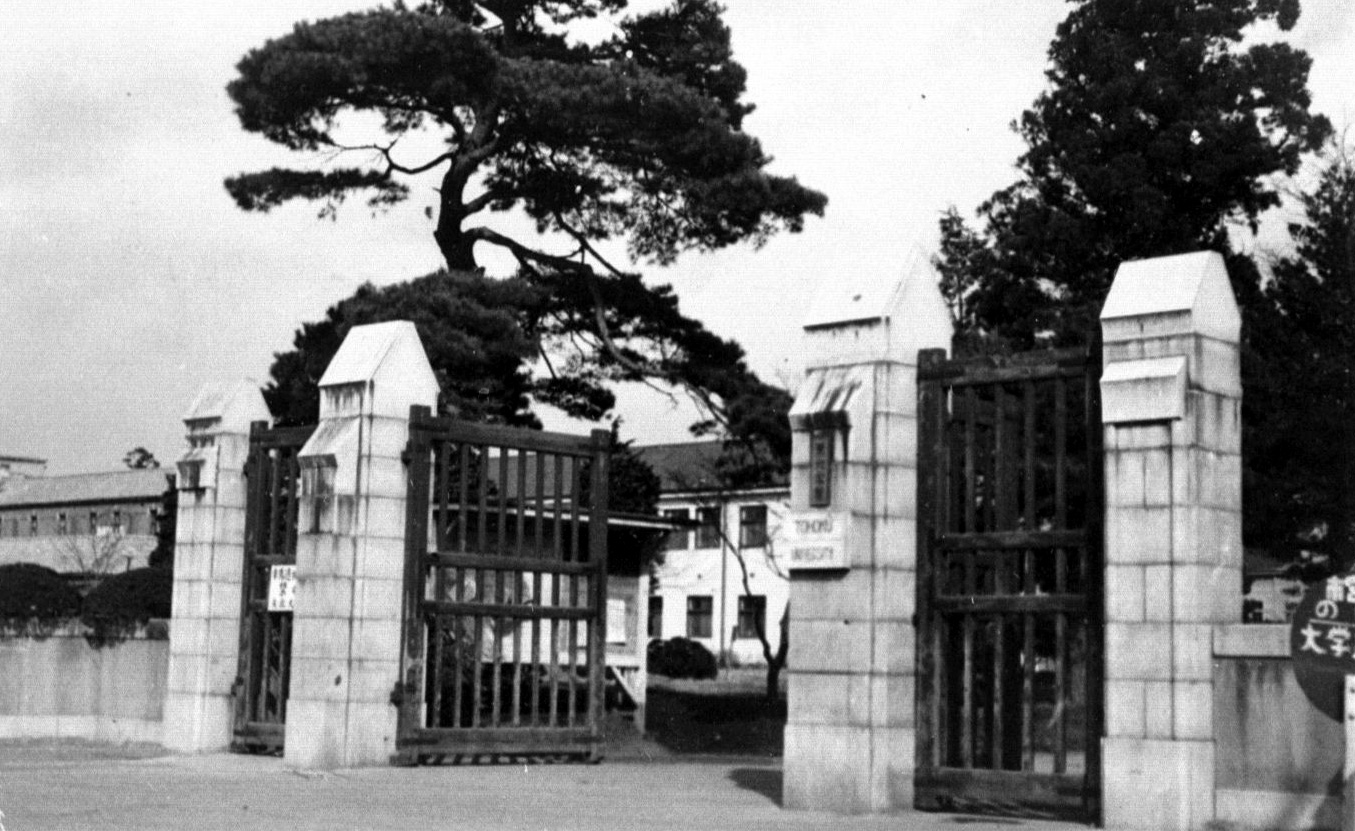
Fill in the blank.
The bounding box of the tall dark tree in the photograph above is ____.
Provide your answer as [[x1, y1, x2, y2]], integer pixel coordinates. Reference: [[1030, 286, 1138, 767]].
[[229, 0, 822, 445], [936, 0, 1331, 349], [1245, 144, 1355, 566]]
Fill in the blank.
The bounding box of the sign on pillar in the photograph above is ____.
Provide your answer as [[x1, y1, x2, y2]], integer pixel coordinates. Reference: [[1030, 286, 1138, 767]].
[[1289, 573, 1355, 831]]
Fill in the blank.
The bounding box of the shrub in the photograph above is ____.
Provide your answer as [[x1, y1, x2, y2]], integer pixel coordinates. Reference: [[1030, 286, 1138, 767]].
[[81, 567, 172, 647], [0, 563, 82, 636], [647, 637, 718, 680]]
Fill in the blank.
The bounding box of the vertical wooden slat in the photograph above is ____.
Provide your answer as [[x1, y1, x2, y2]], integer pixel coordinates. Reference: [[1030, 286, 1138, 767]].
[[257, 609, 273, 722], [961, 544, 976, 768], [530, 453, 546, 726], [915, 350, 945, 775], [964, 387, 977, 533], [1055, 376, 1068, 530], [280, 613, 292, 722], [1022, 548, 1035, 772], [398, 407, 432, 746], [267, 448, 283, 555], [587, 430, 610, 757], [550, 458, 563, 728]]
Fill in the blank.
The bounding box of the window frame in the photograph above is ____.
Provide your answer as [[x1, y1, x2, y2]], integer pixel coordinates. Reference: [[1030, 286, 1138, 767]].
[[647, 595, 664, 639], [694, 506, 721, 549], [738, 504, 768, 549], [686, 595, 713, 639], [735, 595, 767, 640], [661, 508, 691, 551]]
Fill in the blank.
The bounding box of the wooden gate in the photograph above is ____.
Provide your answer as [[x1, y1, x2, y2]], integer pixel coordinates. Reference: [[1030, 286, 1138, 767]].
[[232, 421, 314, 753], [394, 407, 610, 763], [915, 346, 1103, 821]]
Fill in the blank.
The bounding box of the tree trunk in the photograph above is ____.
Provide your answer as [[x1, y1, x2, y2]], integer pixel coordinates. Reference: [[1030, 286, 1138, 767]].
[[764, 603, 789, 704]]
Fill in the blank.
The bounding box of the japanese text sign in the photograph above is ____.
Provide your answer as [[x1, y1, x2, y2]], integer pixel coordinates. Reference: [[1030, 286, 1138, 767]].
[[1291, 572, 1355, 721]]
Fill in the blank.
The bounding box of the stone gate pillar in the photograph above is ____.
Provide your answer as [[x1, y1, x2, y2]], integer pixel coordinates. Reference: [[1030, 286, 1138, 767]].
[[1098, 252, 1243, 830], [283, 321, 438, 769], [782, 254, 952, 812], [163, 381, 271, 752]]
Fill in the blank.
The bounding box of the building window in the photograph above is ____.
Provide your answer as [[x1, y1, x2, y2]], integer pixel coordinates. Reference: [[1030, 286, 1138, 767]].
[[89, 511, 99, 534], [695, 506, 721, 549], [736, 595, 767, 640], [809, 429, 835, 507], [739, 504, 768, 548], [112, 510, 123, 536], [648, 596, 664, 639], [662, 508, 691, 551], [29, 513, 38, 536], [57, 513, 68, 536], [686, 595, 713, 639]]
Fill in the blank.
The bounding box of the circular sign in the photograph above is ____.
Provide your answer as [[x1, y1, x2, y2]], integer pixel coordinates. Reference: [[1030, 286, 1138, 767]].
[[1291, 572, 1355, 722]]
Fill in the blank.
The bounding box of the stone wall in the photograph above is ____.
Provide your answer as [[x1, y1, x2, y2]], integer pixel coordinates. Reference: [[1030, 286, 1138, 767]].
[[0, 628, 167, 744]]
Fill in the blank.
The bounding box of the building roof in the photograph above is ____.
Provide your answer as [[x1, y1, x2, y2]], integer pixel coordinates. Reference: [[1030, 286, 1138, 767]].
[[0, 469, 170, 508], [634, 442, 787, 493]]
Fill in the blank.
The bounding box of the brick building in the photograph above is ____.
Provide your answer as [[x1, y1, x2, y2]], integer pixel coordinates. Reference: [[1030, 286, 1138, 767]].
[[0, 463, 170, 574]]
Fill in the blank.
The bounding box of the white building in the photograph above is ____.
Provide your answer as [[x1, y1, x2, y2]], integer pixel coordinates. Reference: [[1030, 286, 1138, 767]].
[[636, 442, 790, 665]]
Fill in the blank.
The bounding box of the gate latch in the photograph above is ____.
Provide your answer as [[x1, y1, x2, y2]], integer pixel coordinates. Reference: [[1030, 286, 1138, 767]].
[[230, 676, 244, 698]]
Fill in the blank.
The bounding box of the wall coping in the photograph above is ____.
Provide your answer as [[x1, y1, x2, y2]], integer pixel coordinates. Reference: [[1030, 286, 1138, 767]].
[[1214, 623, 1288, 658]]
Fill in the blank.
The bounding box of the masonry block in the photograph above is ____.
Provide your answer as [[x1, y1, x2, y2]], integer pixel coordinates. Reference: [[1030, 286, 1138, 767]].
[[1142, 565, 1172, 622], [1107, 506, 1172, 564], [360, 495, 407, 540], [355, 536, 406, 581], [364, 415, 413, 458], [291, 616, 353, 661], [1172, 680, 1212, 740], [346, 659, 401, 705], [355, 577, 404, 620], [284, 698, 347, 769], [207, 542, 246, 582], [783, 722, 874, 812], [1105, 565, 1146, 623], [874, 412, 919, 466], [1102, 737, 1214, 831], [871, 568, 915, 622], [790, 571, 875, 622], [1105, 679, 1147, 738], [789, 672, 868, 726], [352, 618, 402, 662], [1106, 623, 1173, 681], [873, 517, 918, 569], [173, 579, 210, 620], [872, 464, 916, 521], [299, 574, 356, 619], [870, 725, 916, 811], [1106, 422, 1173, 453], [1143, 680, 1174, 738], [871, 617, 916, 675], [172, 617, 209, 657], [205, 617, 240, 662], [791, 618, 873, 674], [343, 701, 398, 766], [207, 581, 243, 620], [868, 673, 914, 728]]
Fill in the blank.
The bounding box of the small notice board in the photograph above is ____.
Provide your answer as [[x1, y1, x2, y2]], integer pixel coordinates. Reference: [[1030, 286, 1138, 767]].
[[783, 511, 849, 571], [267, 565, 297, 612]]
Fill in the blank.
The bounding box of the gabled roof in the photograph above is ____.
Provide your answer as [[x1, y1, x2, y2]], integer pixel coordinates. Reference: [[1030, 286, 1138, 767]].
[[634, 442, 787, 493], [0, 469, 170, 508]]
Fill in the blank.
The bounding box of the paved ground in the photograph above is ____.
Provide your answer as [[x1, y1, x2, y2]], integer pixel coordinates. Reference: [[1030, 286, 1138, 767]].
[[0, 744, 1088, 831]]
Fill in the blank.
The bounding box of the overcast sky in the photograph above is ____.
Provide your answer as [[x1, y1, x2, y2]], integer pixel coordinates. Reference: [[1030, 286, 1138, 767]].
[[3, 1, 1353, 475]]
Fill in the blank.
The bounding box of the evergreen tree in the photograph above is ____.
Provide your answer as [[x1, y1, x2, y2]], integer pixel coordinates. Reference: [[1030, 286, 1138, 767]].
[[937, 0, 1331, 349], [1245, 144, 1355, 566], [230, 0, 820, 453]]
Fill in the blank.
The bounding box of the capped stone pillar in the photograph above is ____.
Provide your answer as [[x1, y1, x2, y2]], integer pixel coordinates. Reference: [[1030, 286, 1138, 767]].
[[163, 380, 271, 752], [782, 252, 953, 813], [284, 321, 438, 768], [1098, 252, 1243, 831]]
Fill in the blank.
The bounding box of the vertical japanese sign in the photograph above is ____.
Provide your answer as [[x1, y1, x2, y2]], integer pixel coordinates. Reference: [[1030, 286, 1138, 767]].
[[1291, 572, 1355, 721], [266, 564, 297, 612]]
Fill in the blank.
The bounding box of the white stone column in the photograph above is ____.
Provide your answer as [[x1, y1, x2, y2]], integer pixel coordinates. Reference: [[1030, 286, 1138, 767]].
[[283, 321, 438, 769], [1098, 252, 1243, 831], [163, 381, 270, 752], [782, 254, 952, 813]]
